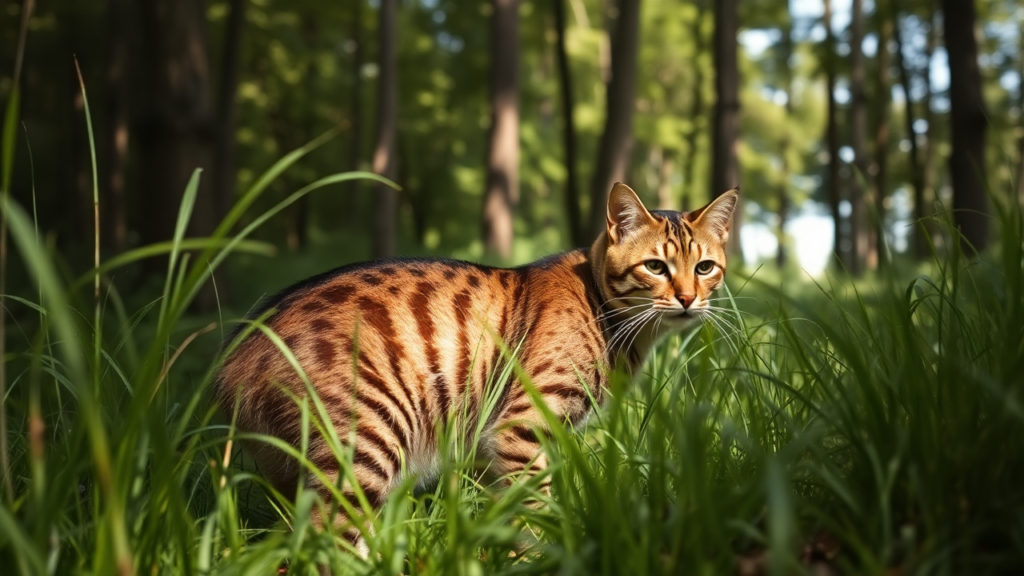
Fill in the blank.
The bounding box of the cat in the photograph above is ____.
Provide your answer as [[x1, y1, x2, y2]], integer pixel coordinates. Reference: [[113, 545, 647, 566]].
[[216, 182, 738, 553]]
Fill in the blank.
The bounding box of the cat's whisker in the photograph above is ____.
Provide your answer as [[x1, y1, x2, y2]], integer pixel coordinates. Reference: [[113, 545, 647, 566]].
[[699, 315, 737, 353], [602, 308, 648, 332], [699, 304, 746, 316], [600, 295, 656, 307], [600, 296, 654, 309], [595, 304, 657, 330], [706, 296, 755, 302], [607, 309, 654, 354], [606, 312, 643, 352], [699, 310, 743, 352], [623, 309, 658, 354], [597, 302, 651, 322]]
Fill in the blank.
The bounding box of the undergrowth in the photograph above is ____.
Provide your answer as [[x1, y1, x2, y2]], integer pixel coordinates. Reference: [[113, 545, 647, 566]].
[[1, 71, 1023, 576]]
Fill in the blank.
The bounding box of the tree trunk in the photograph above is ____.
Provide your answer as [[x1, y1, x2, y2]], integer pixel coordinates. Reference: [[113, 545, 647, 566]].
[[133, 0, 216, 266], [777, 6, 793, 268], [483, 0, 520, 259], [295, 17, 319, 250], [102, 0, 129, 254], [371, 0, 398, 258], [849, 0, 868, 275], [587, 0, 641, 240], [1016, 22, 1024, 205], [681, 2, 707, 211], [656, 148, 675, 210], [894, 10, 925, 259], [942, 0, 988, 253], [869, 12, 892, 269], [214, 0, 245, 220], [919, 10, 936, 256], [711, 0, 741, 254], [823, 0, 844, 270], [553, 0, 584, 246], [347, 0, 365, 227]]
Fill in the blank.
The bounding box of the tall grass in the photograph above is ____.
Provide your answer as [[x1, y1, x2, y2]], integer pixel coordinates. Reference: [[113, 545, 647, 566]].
[[1, 87, 1023, 574]]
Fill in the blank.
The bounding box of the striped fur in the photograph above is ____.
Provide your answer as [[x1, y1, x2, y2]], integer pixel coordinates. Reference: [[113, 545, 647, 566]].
[[215, 183, 738, 546]]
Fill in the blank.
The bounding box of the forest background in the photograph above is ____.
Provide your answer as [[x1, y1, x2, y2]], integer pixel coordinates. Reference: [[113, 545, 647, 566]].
[[2, 0, 1020, 300], [1, 0, 1023, 574]]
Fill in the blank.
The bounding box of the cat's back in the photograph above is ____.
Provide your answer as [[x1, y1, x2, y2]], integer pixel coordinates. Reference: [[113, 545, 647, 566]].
[[218, 258, 518, 403]]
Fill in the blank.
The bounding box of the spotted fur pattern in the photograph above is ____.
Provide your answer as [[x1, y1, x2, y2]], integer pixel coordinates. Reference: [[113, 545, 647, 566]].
[[215, 183, 738, 546]]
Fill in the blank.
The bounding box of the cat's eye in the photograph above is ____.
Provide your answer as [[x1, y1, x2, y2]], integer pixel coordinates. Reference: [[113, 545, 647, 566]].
[[695, 260, 715, 275], [644, 260, 668, 275]]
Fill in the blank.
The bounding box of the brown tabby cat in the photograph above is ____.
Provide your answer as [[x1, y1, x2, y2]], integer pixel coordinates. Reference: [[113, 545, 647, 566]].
[[216, 183, 738, 551]]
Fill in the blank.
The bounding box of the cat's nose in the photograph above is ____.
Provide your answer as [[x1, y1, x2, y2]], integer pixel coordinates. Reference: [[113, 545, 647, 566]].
[[677, 293, 695, 309]]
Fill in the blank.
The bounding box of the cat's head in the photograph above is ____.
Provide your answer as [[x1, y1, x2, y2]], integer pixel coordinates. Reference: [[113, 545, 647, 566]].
[[593, 182, 739, 327]]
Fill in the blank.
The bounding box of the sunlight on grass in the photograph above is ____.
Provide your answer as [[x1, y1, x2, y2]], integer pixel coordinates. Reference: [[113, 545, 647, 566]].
[[0, 136, 1022, 573]]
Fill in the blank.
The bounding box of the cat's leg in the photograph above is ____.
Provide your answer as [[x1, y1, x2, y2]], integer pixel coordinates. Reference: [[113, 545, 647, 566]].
[[306, 436, 402, 561], [485, 416, 552, 498]]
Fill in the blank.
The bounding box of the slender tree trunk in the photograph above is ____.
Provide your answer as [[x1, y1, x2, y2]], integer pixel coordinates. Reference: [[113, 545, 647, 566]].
[[711, 0, 741, 253], [897, 11, 937, 258], [942, 0, 988, 252], [777, 6, 793, 268], [869, 12, 892, 269], [681, 2, 707, 211], [849, 0, 868, 275], [1016, 25, 1024, 205], [553, 0, 583, 246], [214, 0, 245, 220], [894, 11, 925, 258], [483, 0, 520, 258], [656, 148, 675, 210], [824, 0, 844, 270], [920, 10, 936, 255], [347, 0, 365, 227], [133, 0, 216, 273], [587, 0, 641, 240], [291, 16, 319, 251], [371, 0, 398, 258], [102, 0, 129, 253]]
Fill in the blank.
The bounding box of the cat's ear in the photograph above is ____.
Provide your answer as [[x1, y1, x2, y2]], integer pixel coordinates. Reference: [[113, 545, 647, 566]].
[[685, 189, 739, 241], [606, 182, 655, 244]]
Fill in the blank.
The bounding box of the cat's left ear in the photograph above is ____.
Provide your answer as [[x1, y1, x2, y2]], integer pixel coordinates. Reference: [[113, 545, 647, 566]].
[[606, 182, 656, 244], [685, 189, 739, 241]]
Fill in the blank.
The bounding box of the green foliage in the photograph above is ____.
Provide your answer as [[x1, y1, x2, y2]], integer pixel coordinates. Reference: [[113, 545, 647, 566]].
[[1, 162, 1022, 573]]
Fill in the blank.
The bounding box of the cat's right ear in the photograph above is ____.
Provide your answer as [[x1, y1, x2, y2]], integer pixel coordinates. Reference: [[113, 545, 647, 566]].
[[606, 182, 654, 244]]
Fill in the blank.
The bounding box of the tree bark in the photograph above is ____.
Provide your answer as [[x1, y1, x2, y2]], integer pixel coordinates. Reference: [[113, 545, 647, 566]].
[[868, 13, 892, 269], [711, 0, 741, 254], [214, 0, 245, 220], [587, 0, 641, 240], [483, 0, 520, 258], [553, 0, 584, 246], [102, 0, 130, 254], [823, 0, 845, 270], [371, 0, 398, 258], [133, 0, 216, 262], [848, 0, 868, 275], [942, 0, 988, 253]]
